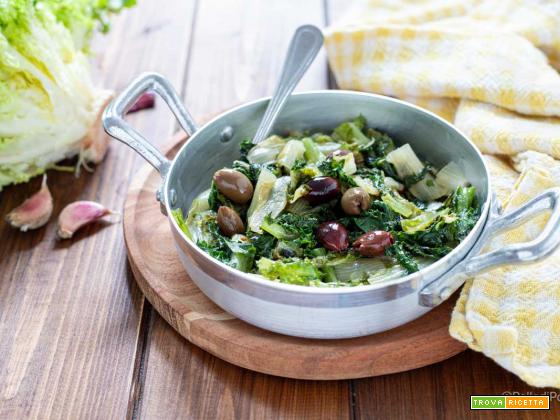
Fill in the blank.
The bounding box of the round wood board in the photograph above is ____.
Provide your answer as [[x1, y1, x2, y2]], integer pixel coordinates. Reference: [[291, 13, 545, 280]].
[[123, 133, 466, 380]]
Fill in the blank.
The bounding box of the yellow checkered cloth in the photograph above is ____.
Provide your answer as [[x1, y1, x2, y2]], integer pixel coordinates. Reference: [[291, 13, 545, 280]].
[[325, 0, 560, 388]]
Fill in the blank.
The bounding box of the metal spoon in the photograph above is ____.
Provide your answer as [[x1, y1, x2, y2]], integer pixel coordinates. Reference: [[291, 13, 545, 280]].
[[252, 24, 324, 144]]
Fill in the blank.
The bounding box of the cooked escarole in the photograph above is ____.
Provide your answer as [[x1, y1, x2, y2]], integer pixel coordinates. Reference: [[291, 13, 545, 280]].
[[277, 140, 305, 170], [246, 135, 286, 165], [386, 144, 468, 201], [174, 116, 480, 287], [435, 162, 469, 196]]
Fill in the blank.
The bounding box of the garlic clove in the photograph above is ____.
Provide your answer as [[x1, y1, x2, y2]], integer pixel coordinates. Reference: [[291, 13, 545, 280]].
[[127, 92, 156, 113], [57, 201, 117, 239], [6, 175, 53, 231]]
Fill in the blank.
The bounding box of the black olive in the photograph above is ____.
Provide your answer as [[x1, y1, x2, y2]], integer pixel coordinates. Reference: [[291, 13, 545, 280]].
[[316, 221, 349, 252], [305, 177, 340, 205]]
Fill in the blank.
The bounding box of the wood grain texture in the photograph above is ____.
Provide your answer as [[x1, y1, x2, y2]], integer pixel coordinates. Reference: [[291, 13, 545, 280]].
[[0, 1, 195, 418], [183, 0, 327, 122], [139, 312, 350, 420], [353, 351, 560, 420], [123, 134, 465, 379]]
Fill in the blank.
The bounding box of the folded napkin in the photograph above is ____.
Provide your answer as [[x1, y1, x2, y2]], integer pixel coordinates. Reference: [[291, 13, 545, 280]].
[[325, 0, 560, 387]]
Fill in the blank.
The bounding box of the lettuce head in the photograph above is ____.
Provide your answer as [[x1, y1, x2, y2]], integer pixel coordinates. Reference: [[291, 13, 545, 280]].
[[0, 0, 135, 190]]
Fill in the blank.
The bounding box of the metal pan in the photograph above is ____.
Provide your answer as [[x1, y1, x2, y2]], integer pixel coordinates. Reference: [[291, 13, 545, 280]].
[[103, 72, 560, 339]]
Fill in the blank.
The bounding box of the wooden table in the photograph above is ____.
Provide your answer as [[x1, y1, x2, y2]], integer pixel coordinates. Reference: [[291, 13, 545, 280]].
[[1, 1, 558, 419]]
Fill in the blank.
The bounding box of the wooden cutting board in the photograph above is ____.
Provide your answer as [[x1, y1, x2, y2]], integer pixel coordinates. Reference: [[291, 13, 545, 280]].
[[123, 133, 466, 380]]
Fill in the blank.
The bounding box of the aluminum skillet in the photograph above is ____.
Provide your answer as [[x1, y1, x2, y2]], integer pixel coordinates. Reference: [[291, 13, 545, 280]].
[[103, 73, 560, 339]]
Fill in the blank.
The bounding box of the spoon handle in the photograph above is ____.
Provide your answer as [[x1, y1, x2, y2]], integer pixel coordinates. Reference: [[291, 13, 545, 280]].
[[252, 25, 323, 144]]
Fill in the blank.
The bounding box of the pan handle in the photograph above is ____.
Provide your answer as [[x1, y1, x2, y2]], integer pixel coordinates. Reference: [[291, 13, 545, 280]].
[[419, 188, 560, 307], [102, 72, 198, 177]]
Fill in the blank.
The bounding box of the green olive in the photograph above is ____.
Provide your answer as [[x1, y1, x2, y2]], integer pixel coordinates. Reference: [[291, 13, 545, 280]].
[[213, 169, 254, 204], [341, 187, 371, 215], [353, 151, 364, 165], [217, 206, 245, 237]]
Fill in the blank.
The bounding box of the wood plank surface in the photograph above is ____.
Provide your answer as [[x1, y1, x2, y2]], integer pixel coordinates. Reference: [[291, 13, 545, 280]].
[[0, 1, 195, 419], [138, 314, 350, 420], [182, 0, 327, 122], [353, 351, 560, 420]]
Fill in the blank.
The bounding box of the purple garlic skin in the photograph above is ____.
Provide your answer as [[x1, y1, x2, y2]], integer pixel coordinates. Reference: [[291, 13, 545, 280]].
[[57, 201, 116, 239], [127, 92, 156, 114], [6, 175, 53, 231]]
